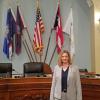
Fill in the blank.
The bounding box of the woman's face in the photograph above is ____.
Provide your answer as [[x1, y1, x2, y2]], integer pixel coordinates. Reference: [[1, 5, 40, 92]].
[[61, 52, 69, 64]]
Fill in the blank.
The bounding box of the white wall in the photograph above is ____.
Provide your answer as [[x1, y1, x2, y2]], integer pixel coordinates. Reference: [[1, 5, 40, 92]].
[[0, 0, 92, 74]]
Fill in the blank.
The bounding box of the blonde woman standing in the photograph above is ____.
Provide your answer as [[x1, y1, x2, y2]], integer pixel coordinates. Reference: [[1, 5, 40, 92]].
[[50, 50, 82, 100]]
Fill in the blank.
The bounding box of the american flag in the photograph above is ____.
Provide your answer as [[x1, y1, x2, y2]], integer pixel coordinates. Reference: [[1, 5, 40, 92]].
[[54, 2, 64, 54], [33, 7, 45, 53]]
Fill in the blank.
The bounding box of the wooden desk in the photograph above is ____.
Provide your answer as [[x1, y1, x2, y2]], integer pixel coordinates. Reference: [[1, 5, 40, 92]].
[[0, 77, 52, 100], [0, 77, 100, 100], [81, 78, 100, 100]]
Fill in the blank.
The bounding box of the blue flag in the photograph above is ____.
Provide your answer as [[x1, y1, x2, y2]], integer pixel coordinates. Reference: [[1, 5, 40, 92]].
[[3, 8, 16, 59]]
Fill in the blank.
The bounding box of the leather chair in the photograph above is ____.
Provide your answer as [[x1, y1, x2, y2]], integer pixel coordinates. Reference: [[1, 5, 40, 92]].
[[0, 63, 12, 78], [23, 62, 52, 77]]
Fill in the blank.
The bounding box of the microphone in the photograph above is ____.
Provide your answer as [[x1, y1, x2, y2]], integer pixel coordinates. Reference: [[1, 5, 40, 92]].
[[12, 68, 23, 78], [12, 68, 20, 75]]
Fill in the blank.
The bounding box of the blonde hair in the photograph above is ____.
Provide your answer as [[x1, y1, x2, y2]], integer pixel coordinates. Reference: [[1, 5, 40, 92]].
[[58, 50, 72, 66]]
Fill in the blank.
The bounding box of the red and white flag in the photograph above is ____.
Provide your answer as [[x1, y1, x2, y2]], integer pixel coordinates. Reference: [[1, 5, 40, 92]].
[[54, 2, 64, 54], [33, 7, 45, 53]]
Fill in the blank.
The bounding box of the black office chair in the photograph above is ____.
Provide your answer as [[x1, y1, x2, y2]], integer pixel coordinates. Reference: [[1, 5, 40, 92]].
[[0, 63, 12, 78], [23, 62, 44, 77], [23, 62, 52, 77]]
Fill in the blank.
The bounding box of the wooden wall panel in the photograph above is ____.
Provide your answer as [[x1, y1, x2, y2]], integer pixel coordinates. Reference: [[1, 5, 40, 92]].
[[0, 77, 100, 100]]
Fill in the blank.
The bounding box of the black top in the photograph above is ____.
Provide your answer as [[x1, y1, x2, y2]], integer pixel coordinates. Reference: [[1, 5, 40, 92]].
[[61, 67, 69, 92]]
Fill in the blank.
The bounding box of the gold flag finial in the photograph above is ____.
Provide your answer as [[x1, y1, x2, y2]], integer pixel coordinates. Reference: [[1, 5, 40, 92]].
[[58, 0, 60, 3], [36, 0, 39, 8]]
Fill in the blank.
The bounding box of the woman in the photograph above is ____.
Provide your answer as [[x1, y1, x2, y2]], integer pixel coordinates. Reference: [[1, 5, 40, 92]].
[[50, 50, 82, 100]]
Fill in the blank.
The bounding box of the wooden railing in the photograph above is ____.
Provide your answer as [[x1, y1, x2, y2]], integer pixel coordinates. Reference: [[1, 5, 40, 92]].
[[0, 76, 100, 100]]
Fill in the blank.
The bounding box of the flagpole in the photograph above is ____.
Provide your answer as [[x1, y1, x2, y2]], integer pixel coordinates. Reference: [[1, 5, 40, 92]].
[[38, 0, 43, 62], [22, 40, 32, 62], [36, 0, 39, 8], [22, 34, 34, 62], [37, 0, 44, 62], [16, 6, 37, 62], [44, 0, 59, 64], [49, 0, 64, 65], [49, 45, 57, 66], [44, 29, 54, 63], [39, 50, 42, 62], [24, 39, 34, 62], [24, 27, 37, 62], [58, 0, 60, 4]]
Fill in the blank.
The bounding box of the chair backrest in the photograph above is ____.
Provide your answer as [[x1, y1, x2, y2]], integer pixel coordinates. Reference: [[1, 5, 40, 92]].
[[0, 63, 12, 78], [23, 62, 44, 77], [23, 62, 52, 77], [79, 68, 88, 73]]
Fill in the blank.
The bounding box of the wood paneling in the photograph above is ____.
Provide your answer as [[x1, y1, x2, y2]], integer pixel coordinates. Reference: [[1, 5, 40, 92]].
[[0, 77, 100, 100], [0, 77, 52, 100], [81, 78, 100, 100]]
